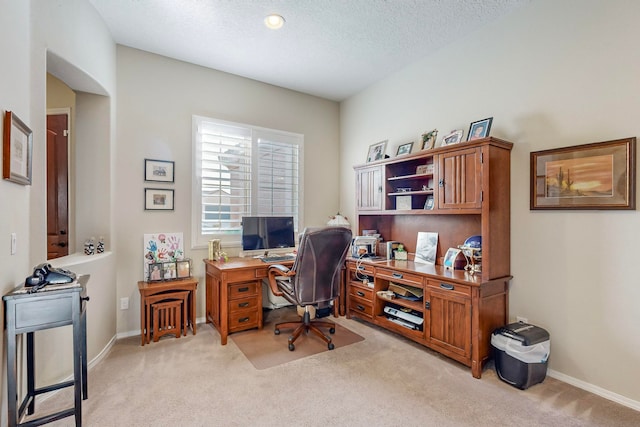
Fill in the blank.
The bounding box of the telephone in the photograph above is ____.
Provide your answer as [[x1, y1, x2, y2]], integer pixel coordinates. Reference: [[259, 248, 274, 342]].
[[25, 263, 76, 290], [351, 236, 378, 258]]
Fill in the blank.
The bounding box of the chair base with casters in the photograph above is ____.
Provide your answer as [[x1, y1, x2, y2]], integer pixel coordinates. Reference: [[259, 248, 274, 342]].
[[274, 306, 336, 351], [267, 226, 353, 352]]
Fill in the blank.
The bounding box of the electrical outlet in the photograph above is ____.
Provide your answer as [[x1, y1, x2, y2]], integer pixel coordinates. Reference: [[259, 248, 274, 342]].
[[516, 316, 528, 323], [120, 297, 129, 310]]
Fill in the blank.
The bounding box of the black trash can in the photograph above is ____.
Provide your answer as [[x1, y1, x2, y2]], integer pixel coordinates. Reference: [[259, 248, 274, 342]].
[[491, 322, 550, 390]]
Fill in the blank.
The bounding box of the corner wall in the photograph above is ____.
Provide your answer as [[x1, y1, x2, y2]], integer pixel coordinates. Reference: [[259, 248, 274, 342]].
[[340, 0, 640, 407], [114, 46, 341, 335]]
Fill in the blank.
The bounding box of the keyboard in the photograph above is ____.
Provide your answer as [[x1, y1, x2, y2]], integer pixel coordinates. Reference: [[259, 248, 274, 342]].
[[261, 255, 295, 263]]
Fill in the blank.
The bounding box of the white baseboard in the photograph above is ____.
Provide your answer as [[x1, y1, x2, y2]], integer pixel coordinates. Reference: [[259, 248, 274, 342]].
[[547, 369, 640, 412]]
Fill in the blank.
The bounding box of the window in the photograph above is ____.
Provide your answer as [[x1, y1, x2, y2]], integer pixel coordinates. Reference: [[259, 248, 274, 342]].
[[192, 116, 303, 248]]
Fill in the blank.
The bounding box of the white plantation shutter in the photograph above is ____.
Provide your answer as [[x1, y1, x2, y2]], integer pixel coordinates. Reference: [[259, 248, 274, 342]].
[[192, 116, 302, 248]]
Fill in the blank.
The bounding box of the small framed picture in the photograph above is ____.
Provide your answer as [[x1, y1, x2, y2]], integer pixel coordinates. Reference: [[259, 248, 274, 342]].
[[443, 248, 462, 270], [367, 140, 387, 162], [148, 262, 163, 281], [396, 142, 413, 156], [145, 158, 175, 183], [424, 195, 434, 210], [177, 259, 191, 278], [442, 129, 464, 145], [3, 111, 33, 185], [162, 261, 177, 280], [421, 129, 438, 150], [145, 188, 175, 210], [467, 118, 493, 141]]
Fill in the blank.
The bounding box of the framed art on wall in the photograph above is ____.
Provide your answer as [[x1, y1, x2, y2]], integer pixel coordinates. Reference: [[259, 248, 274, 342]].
[[3, 111, 33, 185], [144, 188, 175, 210], [145, 158, 175, 183], [530, 137, 636, 210]]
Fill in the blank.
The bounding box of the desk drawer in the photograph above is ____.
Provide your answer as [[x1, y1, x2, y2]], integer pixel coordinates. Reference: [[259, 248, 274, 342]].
[[349, 262, 375, 276], [228, 296, 259, 313], [426, 280, 471, 297], [228, 310, 259, 332], [376, 268, 423, 287], [228, 281, 259, 300], [349, 296, 373, 318], [349, 285, 373, 302], [227, 268, 267, 283]]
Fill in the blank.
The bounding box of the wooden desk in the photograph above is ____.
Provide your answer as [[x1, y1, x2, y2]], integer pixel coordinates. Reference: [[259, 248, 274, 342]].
[[137, 278, 198, 346], [204, 257, 295, 345], [3, 276, 89, 427]]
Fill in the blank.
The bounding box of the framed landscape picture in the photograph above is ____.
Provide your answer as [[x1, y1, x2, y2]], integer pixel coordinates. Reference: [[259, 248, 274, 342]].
[[530, 137, 636, 210]]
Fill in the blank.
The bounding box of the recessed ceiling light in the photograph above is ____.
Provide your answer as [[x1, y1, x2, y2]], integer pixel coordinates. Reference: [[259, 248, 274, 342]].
[[264, 14, 285, 30]]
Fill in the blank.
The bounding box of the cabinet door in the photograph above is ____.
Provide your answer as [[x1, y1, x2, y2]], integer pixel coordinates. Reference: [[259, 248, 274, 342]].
[[356, 165, 383, 211], [425, 287, 471, 359], [437, 147, 482, 209]]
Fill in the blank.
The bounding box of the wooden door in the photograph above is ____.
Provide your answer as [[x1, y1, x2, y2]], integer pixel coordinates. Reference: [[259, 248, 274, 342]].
[[425, 286, 471, 359], [355, 165, 383, 211], [46, 114, 69, 259], [437, 147, 482, 209]]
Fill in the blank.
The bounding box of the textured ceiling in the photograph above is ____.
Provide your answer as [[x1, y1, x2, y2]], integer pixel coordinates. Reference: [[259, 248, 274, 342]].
[[89, 0, 529, 101]]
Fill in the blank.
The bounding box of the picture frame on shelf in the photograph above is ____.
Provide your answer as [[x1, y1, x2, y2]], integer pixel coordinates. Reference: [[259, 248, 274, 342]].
[[530, 137, 636, 210], [416, 164, 433, 175], [148, 262, 163, 281], [145, 158, 175, 183], [467, 117, 493, 141], [367, 140, 387, 162], [443, 248, 462, 270], [177, 259, 192, 278], [424, 195, 434, 210], [396, 141, 413, 156], [414, 231, 438, 264], [3, 111, 33, 185], [442, 129, 464, 145], [162, 261, 177, 280], [421, 129, 438, 150], [144, 188, 175, 210]]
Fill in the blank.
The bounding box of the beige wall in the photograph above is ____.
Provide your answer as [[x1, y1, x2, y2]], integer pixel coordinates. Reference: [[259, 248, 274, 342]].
[[0, 1, 117, 417], [340, 0, 640, 407], [114, 46, 341, 335]]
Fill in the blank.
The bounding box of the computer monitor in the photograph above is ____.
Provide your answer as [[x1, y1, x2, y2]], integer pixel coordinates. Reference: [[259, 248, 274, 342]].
[[241, 216, 295, 252]]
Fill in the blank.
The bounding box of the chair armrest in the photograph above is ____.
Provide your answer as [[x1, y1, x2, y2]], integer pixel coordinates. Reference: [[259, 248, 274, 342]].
[[267, 264, 295, 297]]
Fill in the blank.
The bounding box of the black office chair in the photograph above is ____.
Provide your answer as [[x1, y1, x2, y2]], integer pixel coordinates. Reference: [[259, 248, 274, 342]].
[[267, 226, 352, 351]]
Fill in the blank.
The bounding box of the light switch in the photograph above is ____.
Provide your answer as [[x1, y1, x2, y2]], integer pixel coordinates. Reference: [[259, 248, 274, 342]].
[[11, 233, 16, 255]]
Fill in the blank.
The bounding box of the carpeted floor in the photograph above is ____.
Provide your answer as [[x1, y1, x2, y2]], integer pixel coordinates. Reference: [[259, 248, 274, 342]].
[[23, 309, 640, 426], [231, 307, 364, 369]]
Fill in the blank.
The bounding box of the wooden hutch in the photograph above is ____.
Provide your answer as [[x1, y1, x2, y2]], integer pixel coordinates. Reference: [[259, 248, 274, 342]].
[[347, 137, 513, 378]]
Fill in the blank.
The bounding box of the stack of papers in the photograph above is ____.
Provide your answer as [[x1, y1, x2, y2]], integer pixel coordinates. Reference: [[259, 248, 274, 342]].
[[388, 282, 423, 301]]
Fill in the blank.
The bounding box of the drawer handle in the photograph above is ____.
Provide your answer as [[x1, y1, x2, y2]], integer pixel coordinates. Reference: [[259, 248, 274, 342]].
[[357, 266, 365, 270], [356, 305, 365, 311], [356, 291, 365, 297], [238, 302, 249, 308], [440, 283, 454, 291], [238, 317, 250, 323], [392, 272, 403, 279], [238, 287, 249, 293]]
